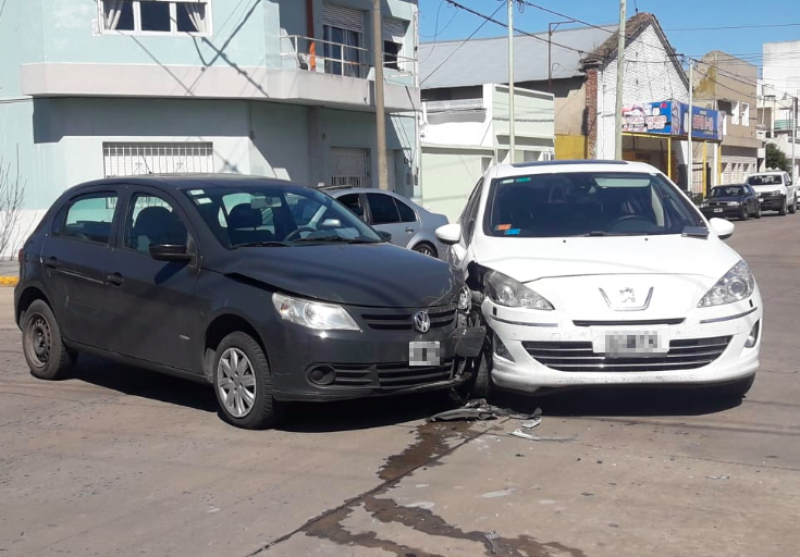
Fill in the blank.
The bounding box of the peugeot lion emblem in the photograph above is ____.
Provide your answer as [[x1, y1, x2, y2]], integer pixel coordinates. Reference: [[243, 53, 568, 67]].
[[413, 311, 431, 333], [599, 287, 654, 311]]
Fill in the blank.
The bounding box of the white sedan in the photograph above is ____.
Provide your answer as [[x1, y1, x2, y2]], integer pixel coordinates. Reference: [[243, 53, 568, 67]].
[[436, 161, 762, 399]]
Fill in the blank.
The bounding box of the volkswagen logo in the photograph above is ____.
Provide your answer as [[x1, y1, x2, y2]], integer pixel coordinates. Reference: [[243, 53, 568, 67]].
[[413, 311, 431, 333]]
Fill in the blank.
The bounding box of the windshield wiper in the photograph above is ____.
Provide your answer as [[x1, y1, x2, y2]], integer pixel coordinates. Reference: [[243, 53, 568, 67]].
[[234, 241, 291, 248], [579, 231, 648, 237], [292, 236, 380, 244]]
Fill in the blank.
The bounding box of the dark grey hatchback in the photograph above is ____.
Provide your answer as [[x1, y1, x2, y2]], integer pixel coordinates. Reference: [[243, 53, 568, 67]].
[[15, 175, 485, 429]]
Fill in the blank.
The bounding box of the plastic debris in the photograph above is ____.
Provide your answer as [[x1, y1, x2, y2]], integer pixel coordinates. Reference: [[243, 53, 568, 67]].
[[706, 475, 730, 481], [485, 530, 500, 554], [428, 407, 496, 422], [510, 429, 576, 443]]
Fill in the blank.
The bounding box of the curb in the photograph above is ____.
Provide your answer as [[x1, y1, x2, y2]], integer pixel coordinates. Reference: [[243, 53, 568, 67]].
[[0, 276, 19, 287]]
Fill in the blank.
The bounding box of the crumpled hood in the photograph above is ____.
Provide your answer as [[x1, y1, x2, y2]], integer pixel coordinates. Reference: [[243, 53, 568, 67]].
[[215, 243, 457, 308], [474, 235, 741, 283]]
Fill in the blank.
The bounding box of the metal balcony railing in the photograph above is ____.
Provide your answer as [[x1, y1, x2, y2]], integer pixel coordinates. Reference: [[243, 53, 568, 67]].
[[423, 98, 485, 113], [280, 35, 416, 80]]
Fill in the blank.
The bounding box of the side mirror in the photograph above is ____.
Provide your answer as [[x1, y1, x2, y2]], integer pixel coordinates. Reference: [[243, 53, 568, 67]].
[[377, 230, 392, 242], [436, 223, 462, 245], [150, 244, 193, 262], [709, 218, 735, 240]]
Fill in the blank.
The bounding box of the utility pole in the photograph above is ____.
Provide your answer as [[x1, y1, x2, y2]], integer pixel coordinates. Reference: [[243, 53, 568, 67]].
[[688, 61, 694, 192], [793, 96, 797, 187], [372, 0, 389, 190], [614, 0, 627, 160], [507, 0, 516, 162]]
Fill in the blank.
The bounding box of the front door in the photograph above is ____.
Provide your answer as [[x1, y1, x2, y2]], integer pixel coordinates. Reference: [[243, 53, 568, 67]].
[[40, 190, 119, 349], [105, 188, 201, 373], [365, 193, 416, 248]]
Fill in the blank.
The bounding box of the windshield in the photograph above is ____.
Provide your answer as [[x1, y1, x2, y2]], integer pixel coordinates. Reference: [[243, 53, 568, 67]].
[[711, 186, 745, 198], [484, 172, 704, 238], [747, 174, 782, 186], [183, 184, 382, 247]]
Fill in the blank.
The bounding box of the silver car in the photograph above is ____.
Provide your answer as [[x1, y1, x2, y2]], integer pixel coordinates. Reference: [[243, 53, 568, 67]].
[[322, 188, 449, 258]]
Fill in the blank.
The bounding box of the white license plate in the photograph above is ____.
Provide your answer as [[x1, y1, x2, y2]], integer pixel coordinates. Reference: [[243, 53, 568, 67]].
[[593, 330, 668, 358], [713, 208, 723, 213], [409, 341, 441, 366]]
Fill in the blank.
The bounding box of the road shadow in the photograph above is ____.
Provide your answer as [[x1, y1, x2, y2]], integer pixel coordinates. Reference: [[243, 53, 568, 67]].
[[492, 385, 743, 418], [69, 354, 456, 432]]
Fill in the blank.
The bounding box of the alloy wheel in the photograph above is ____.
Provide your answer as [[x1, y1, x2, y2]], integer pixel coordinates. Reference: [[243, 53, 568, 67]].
[[217, 348, 257, 418]]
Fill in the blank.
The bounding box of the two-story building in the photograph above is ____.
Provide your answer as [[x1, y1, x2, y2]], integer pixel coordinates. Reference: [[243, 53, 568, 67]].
[[692, 51, 761, 184], [758, 40, 800, 179], [0, 0, 421, 253]]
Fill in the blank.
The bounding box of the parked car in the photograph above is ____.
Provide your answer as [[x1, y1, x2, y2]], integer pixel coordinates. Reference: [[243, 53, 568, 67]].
[[700, 185, 761, 221], [436, 160, 762, 399], [318, 187, 448, 258], [15, 175, 485, 429], [746, 171, 796, 215]]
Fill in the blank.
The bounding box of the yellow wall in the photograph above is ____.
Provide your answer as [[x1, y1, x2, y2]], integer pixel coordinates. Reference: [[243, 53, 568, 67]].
[[555, 135, 587, 160]]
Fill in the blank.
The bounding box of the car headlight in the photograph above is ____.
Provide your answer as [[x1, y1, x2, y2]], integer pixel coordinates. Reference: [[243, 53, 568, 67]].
[[272, 293, 361, 331], [485, 270, 554, 310], [457, 285, 471, 311], [698, 261, 755, 308], [727, 201, 740, 207]]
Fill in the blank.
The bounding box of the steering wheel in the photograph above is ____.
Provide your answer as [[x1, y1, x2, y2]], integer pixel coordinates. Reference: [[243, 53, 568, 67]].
[[607, 214, 655, 231], [284, 226, 318, 241]]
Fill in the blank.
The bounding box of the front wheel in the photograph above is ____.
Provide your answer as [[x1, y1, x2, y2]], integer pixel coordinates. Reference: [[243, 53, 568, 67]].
[[456, 348, 492, 400], [740, 208, 749, 221], [791, 200, 797, 214], [412, 242, 438, 258], [779, 199, 788, 216], [22, 300, 75, 380], [755, 205, 762, 219], [213, 332, 283, 429]]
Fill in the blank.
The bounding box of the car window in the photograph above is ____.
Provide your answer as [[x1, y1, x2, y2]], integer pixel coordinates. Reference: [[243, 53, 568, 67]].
[[367, 193, 401, 224], [711, 186, 744, 197], [395, 199, 417, 223], [338, 194, 365, 218], [63, 193, 117, 245], [484, 172, 703, 238], [462, 178, 484, 244], [184, 185, 381, 247], [125, 194, 188, 253], [747, 174, 782, 186]]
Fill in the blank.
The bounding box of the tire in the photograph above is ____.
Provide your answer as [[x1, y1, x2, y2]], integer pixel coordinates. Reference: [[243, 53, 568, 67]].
[[791, 200, 797, 214], [755, 205, 762, 219], [412, 242, 438, 258], [740, 208, 748, 221], [716, 375, 755, 399], [22, 300, 75, 380], [457, 347, 492, 400], [213, 331, 283, 429], [779, 198, 788, 216]]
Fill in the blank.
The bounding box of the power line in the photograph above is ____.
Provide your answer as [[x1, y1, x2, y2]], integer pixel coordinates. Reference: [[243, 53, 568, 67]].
[[667, 22, 800, 32], [420, 2, 505, 86]]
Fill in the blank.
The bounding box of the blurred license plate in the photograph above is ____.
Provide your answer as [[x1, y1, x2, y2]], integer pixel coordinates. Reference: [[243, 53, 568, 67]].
[[593, 330, 667, 358], [713, 208, 723, 213], [409, 341, 441, 366]]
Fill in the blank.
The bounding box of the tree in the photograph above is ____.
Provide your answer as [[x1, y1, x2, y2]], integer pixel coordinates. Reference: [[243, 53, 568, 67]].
[[0, 158, 26, 259], [766, 143, 790, 173]]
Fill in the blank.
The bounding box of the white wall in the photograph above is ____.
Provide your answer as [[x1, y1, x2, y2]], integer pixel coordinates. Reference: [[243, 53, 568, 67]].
[[763, 40, 800, 100], [597, 25, 689, 159]]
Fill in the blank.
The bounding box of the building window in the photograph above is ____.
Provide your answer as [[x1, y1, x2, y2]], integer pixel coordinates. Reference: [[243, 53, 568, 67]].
[[731, 100, 741, 125], [322, 3, 364, 78], [742, 103, 750, 127], [100, 1, 211, 35], [103, 142, 214, 177], [382, 18, 407, 72], [384, 41, 401, 71]]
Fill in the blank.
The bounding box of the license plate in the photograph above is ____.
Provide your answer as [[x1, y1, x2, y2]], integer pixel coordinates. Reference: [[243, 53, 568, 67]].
[[713, 208, 723, 213], [409, 341, 441, 366], [593, 330, 667, 358]]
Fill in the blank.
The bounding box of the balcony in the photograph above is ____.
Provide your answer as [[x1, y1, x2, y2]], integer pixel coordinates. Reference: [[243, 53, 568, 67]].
[[21, 36, 419, 113]]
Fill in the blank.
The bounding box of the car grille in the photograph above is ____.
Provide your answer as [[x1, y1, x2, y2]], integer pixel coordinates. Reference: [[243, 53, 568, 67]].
[[359, 304, 457, 331], [327, 359, 456, 389], [523, 336, 731, 373]]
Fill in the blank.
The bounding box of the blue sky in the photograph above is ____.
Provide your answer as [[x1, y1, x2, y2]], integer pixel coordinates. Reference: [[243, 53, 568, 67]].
[[418, 0, 800, 72]]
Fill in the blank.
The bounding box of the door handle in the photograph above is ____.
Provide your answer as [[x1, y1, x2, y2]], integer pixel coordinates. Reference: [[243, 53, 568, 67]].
[[107, 273, 124, 286], [45, 257, 58, 269], [405, 227, 415, 233]]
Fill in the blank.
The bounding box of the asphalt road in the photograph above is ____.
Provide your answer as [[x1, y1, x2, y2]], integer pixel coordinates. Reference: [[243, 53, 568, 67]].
[[2, 214, 800, 557]]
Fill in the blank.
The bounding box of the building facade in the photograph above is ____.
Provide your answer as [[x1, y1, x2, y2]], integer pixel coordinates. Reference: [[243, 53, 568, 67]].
[[758, 40, 800, 180], [693, 51, 760, 184], [0, 0, 421, 254]]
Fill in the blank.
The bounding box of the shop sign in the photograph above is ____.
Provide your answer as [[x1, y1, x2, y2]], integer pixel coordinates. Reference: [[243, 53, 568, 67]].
[[621, 101, 722, 140]]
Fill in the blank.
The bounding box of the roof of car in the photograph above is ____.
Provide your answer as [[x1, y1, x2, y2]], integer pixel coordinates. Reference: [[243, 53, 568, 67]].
[[71, 173, 302, 192], [489, 159, 661, 178]]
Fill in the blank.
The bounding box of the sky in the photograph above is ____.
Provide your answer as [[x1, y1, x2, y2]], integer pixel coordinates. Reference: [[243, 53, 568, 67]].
[[418, 0, 800, 73]]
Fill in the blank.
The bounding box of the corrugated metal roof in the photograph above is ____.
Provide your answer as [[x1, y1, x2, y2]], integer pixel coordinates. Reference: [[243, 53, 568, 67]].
[[420, 25, 616, 90]]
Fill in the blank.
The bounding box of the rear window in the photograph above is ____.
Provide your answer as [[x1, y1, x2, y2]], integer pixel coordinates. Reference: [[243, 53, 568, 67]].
[[747, 174, 783, 186], [484, 172, 703, 238]]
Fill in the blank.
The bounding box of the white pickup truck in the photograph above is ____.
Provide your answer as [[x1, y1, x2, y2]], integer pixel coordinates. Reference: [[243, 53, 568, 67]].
[[745, 171, 796, 216]]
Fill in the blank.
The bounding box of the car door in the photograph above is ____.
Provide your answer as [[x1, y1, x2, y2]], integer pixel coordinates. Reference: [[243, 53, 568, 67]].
[[104, 187, 202, 372], [449, 178, 484, 274], [365, 193, 407, 247], [39, 189, 120, 349], [337, 193, 368, 222]]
